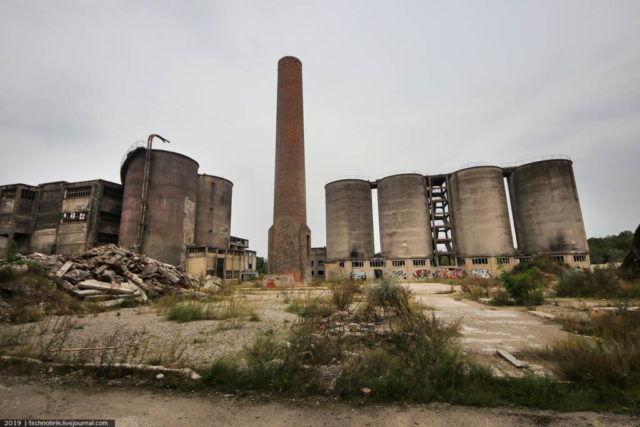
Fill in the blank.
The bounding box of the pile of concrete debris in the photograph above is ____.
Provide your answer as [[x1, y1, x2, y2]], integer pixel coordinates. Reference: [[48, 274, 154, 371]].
[[23, 244, 221, 304]]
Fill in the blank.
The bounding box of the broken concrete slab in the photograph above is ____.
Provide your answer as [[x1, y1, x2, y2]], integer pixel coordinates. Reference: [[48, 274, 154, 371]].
[[77, 279, 136, 295], [63, 269, 91, 284], [497, 349, 527, 368], [71, 289, 106, 298], [55, 261, 74, 278]]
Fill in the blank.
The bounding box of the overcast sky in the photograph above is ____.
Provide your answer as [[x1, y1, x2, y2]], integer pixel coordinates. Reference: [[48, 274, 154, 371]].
[[1, 0, 638, 258]]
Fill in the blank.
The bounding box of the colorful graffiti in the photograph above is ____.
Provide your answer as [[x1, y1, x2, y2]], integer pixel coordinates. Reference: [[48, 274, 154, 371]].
[[433, 268, 467, 279], [413, 269, 430, 279], [350, 271, 366, 280], [471, 269, 491, 279]]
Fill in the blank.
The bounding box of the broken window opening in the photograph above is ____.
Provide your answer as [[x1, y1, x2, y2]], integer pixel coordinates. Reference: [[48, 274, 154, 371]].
[[20, 189, 36, 200], [412, 259, 426, 266], [99, 211, 121, 225], [392, 260, 405, 267], [369, 260, 385, 267], [65, 186, 91, 198], [352, 261, 364, 267], [497, 257, 511, 265], [573, 255, 587, 262], [1, 189, 16, 199], [471, 257, 488, 265], [548, 255, 565, 263], [103, 186, 123, 200], [61, 211, 88, 223], [339, 261, 345, 268]]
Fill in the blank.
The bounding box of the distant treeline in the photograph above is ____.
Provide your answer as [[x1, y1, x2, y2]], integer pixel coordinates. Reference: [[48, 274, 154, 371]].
[[588, 230, 634, 264]]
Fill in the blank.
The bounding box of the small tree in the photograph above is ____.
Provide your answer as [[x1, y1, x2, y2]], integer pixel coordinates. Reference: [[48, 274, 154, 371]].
[[256, 257, 268, 274], [500, 266, 544, 306]]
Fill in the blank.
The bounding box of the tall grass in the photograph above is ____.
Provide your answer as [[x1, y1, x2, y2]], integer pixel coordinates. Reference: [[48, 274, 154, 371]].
[[165, 298, 258, 323], [555, 267, 640, 298], [0, 262, 86, 323], [329, 280, 361, 311]]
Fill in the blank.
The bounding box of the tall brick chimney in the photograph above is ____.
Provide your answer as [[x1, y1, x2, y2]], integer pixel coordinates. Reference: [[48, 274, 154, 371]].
[[267, 56, 311, 284]]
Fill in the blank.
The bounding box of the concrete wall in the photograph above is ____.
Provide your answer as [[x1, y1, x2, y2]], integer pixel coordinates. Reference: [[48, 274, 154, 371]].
[[449, 166, 514, 257], [93, 181, 123, 246], [119, 148, 199, 266], [325, 179, 374, 261], [311, 247, 326, 279], [31, 182, 65, 254], [325, 258, 437, 282], [195, 174, 232, 250], [377, 174, 433, 259], [508, 160, 589, 255], [0, 184, 38, 257], [185, 246, 258, 281], [57, 183, 95, 255]]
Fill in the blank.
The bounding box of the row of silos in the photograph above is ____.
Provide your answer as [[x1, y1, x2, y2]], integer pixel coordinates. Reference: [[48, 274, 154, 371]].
[[325, 173, 433, 261], [119, 148, 233, 265], [325, 159, 588, 261]]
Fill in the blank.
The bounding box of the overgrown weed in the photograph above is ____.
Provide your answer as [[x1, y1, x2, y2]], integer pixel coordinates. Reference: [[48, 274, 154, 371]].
[[329, 280, 361, 310], [165, 298, 257, 323]]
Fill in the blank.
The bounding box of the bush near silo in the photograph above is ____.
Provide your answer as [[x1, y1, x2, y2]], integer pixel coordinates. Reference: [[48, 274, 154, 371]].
[[492, 267, 545, 307]]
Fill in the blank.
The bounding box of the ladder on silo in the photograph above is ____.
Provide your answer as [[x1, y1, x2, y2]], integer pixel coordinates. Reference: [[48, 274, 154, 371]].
[[427, 175, 457, 267]]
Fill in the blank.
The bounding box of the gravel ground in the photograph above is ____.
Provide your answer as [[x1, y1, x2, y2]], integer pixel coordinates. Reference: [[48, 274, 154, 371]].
[[0, 283, 627, 375], [1, 375, 638, 426]]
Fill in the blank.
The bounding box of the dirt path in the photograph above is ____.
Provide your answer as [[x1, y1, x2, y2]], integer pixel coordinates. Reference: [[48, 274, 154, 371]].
[[0, 377, 636, 426], [406, 283, 569, 376]]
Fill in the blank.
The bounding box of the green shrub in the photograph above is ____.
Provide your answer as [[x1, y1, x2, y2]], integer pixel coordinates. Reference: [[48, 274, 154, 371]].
[[510, 255, 566, 275], [496, 267, 545, 306], [366, 276, 410, 310]]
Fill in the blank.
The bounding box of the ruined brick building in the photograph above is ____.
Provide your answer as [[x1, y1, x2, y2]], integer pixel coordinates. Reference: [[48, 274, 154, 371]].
[[0, 146, 256, 281]]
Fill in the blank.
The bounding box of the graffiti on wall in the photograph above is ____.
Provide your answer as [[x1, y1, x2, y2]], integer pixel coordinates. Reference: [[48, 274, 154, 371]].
[[392, 270, 407, 279], [433, 268, 467, 279], [413, 269, 430, 279], [471, 269, 491, 279], [350, 271, 366, 280]]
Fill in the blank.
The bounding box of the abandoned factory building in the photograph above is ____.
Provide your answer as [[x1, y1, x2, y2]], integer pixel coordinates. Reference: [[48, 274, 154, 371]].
[[0, 145, 256, 281]]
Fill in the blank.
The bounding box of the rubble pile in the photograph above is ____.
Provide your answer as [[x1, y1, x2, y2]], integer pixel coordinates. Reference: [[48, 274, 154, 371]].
[[22, 244, 218, 303]]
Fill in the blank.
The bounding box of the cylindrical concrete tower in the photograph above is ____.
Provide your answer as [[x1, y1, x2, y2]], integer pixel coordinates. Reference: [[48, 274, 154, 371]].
[[119, 148, 199, 266], [325, 179, 375, 261], [449, 166, 514, 257], [377, 173, 433, 259], [195, 174, 233, 250], [508, 159, 588, 254], [268, 56, 311, 283]]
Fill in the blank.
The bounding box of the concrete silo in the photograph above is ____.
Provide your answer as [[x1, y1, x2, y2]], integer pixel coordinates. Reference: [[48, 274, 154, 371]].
[[325, 179, 375, 261], [119, 148, 199, 266], [508, 159, 588, 255], [377, 173, 432, 259], [195, 174, 233, 250], [449, 166, 514, 257]]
